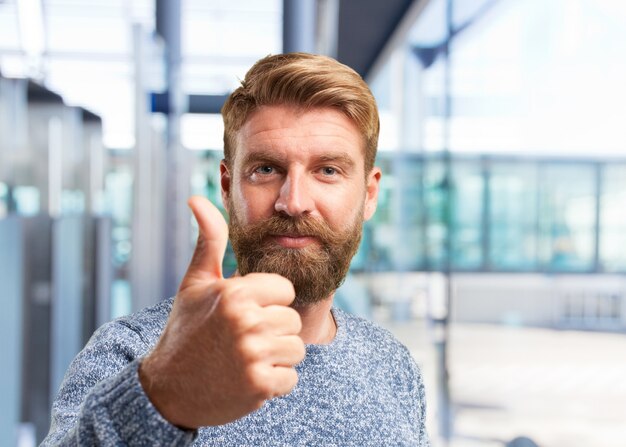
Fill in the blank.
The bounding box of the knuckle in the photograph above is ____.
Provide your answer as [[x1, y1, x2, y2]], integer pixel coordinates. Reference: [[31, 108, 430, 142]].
[[213, 283, 239, 312], [221, 281, 246, 302], [220, 291, 256, 323], [237, 308, 263, 332], [216, 299, 239, 323], [236, 336, 263, 363], [244, 364, 273, 397]]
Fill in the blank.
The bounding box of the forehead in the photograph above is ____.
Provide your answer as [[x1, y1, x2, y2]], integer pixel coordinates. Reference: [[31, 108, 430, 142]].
[[234, 105, 365, 162]]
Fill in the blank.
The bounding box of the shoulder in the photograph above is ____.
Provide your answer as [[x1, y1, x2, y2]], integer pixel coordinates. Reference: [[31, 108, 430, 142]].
[[112, 297, 174, 344], [89, 297, 174, 354], [334, 308, 406, 349], [333, 308, 416, 367], [332, 309, 426, 403], [54, 298, 175, 404]]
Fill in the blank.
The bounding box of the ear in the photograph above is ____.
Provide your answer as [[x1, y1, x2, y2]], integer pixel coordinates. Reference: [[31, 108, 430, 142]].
[[363, 167, 381, 221], [220, 160, 231, 214]]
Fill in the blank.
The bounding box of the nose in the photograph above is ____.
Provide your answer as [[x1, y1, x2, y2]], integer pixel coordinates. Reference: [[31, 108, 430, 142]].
[[274, 170, 314, 217]]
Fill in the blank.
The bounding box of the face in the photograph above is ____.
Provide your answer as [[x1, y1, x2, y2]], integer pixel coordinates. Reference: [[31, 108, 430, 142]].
[[221, 105, 381, 307]]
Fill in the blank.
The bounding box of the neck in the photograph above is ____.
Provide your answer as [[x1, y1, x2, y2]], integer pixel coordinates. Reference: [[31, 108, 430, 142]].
[[295, 297, 336, 345]]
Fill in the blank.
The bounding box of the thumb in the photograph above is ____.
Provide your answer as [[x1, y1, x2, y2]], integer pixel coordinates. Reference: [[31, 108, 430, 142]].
[[180, 196, 229, 291]]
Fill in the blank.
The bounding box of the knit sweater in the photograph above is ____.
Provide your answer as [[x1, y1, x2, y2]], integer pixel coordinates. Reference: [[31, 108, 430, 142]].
[[42, 298, 429, 446]]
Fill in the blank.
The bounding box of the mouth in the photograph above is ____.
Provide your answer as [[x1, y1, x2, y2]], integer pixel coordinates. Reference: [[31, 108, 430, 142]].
[[270, 234, 318, 248]]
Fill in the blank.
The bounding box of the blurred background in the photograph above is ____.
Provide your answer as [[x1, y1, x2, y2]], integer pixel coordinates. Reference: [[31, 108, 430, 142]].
[[1, 0, 626, 446]]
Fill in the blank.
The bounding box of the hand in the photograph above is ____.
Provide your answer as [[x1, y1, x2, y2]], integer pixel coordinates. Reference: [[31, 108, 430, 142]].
[[139, 196, 305, 429]]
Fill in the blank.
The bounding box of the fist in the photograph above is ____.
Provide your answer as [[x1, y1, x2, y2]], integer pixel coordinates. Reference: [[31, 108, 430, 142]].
[[139, 196, 305, 429]]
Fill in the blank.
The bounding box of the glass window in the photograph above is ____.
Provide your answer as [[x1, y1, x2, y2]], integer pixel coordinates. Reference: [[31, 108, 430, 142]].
[[600, 164, 626, 272], [104, 163, 133, 267], [489, 161, 538, 270], [423, 157, 448, 269], [356, 154, 427, 272], [451, 159, 484, 269], [13, 185, 40, 216], [358, 156, 393, 271], [0, 182, 7, 218], [188, 149, 237, 275], [389, 155, 426, 271], [537, 163, 596, 271]]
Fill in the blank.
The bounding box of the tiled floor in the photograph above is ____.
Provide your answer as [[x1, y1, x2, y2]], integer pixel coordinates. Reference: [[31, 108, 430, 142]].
[[380, 319, 626, 447]]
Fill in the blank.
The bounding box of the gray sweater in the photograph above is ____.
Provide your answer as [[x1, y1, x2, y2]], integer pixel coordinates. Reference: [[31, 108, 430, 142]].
[[42, 298, 429, 446]]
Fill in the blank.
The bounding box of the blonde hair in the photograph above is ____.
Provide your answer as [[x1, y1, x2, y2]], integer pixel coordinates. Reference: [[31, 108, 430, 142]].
[[221, 53, 379, 173]]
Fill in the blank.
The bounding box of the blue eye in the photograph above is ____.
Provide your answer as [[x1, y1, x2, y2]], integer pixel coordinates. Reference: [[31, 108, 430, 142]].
[[322, 167, 337, 176], [255, 165, 274, 174]]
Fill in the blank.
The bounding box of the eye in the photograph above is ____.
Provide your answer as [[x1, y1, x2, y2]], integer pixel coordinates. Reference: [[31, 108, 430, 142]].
[[255, 165, 275, 175], [321, 166, 337, 176]]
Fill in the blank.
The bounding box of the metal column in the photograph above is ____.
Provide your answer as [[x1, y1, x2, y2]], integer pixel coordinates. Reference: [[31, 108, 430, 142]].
[[156, 0, 190, 302], [283, 0, 317, 53], [315, 0, 340, 57], [0, 217, 24, 447], [50, 216, 84, 401], [132, 24, 167, 311]]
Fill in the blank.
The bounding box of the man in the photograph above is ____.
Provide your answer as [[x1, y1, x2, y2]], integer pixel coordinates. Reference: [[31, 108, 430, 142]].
[[43, 53, 429, 446]]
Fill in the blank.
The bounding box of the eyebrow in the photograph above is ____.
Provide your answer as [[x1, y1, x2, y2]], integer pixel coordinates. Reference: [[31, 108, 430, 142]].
[[317, 153, 356, 168], [240, 150, 285, 168], [239, 150, 357, 169]]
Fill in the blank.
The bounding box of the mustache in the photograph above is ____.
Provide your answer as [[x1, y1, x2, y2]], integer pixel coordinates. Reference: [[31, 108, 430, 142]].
[[235, 213, 342, 247]]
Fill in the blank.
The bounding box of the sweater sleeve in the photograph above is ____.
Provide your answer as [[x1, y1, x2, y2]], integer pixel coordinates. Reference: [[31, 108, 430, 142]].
[[409, 355, 431, 447], [41, 321, 196, 446]]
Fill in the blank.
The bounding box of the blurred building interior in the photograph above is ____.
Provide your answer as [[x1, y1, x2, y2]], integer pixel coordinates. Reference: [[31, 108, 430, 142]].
[[1, 0, 626, 446]]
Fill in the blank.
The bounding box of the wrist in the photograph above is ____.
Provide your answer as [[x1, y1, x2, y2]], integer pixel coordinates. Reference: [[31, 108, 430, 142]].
[[138, 356, 196, 430]]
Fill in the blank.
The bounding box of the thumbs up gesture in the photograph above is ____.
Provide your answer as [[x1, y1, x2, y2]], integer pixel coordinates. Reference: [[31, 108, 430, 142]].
[[139, 196, 305, 429]]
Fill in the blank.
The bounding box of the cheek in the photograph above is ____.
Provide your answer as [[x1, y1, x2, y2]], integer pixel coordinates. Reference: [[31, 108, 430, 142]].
[[317, 185, 366, 229], [235, 183, 277, 222]]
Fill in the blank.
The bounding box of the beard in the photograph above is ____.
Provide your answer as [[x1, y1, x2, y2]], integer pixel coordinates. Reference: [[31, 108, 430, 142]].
[[228, 200, 363, 308]]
